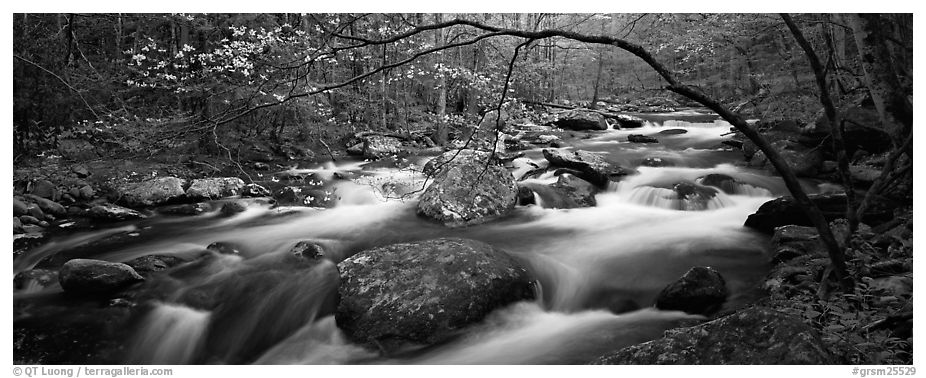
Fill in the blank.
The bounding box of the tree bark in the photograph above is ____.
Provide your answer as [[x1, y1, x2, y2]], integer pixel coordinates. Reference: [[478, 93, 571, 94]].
[[781, 14, 858, 265], [846, 14, 912, 146], [434, 13, 448, 145]]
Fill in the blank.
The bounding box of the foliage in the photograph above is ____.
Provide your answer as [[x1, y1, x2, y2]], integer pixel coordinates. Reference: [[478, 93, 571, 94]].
[[764, 217, 913, 364]]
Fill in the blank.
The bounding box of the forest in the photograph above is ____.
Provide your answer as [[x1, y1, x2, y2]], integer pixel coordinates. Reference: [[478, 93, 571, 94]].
[[12, 13, 913, 366]]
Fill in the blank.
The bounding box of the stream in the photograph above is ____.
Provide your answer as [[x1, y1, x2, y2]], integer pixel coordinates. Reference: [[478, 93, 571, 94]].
[[13, 109, 836, 364]]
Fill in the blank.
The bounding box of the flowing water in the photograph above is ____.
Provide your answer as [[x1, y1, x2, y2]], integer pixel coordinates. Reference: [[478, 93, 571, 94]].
[[13, 110, 836, 364]]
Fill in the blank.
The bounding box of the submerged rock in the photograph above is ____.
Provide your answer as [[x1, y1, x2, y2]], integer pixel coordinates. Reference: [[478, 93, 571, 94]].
[[88, 204, 146, 221], [639, 156, 675, 167], [542, 149, 634, 187], [417, 153, 518, 228], [186, 177, 246, 200], [158, 202, 213, 216], [115, 177, 186, 208], [14, 269, 59, 291], [336, 238, 535, 352], [124, 255, 187, 277], [551, 109, 608, 131], [592, 307, 834, 364], [672, 182, 719, 211], [654, 266, 728, 316], [58, 259, 144, 296], [628, 134, 659, 144]]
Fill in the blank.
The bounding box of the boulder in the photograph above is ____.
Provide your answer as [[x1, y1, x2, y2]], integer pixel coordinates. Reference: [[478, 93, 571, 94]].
[[542, 149, 635, 187], [697, 174, 738, 194], [744, 194, 894, 234], [592, 307, 834, 364], [71, 165, 91, 178], [290, 241, 326, 261], [185, 177, 246, 200], [219, 201, 248, 216], [671, 183, 720, 211], [628, 134, 659, 144], [336, 238, 535, 350], [88, 204, 146, 221], [13, 217, 23, 234], [13, 198, 30, 216], [27, 205, 45, 220], [614, 114, 645, 129], [124, 255, 187, 277], [657, 128, 688, 135], [654, 266, 728, 316], [417, 155, 518, 228], [78, 185, 95, 200], [362, 135, 403, 159], [116, 177, 187, 208], [516, 186, 536, 206], [20, 215, 44, 225], [57, 138, 100, 160], [551, 109, 608, 131], [23, 194, 67, 216], [524, 174, 598, 209], [58, 259, 144, 295], [422, 149, 493, 177], [30, 179, 57, 199]]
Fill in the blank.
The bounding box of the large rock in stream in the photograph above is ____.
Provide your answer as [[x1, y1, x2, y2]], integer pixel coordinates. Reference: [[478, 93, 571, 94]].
[[417, 151, 518, 227], [542, 149, 635, 187], [551, 109, 608, 131], [744, 193, 895, 234], [336, 238, 535, 352], [521, 173, 598, 209], [114, 177, 187, 208], [592, 306, 835, 364], [58, 259, 145, 296], [654, 266, 728, 316], [185, 177, 246, 200]]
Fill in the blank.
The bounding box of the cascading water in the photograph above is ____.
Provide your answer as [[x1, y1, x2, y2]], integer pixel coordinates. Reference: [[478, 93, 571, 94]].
[[127, 303, 211, 364], [15, 110, 827, 364]]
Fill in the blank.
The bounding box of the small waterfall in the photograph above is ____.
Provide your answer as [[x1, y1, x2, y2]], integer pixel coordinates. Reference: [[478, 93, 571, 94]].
[[622, 186, 736, 211], [128, 303, 211, 364], [732, 183, 773, 197], [254, 316, 376, 364], [532, 191, 545, 208]]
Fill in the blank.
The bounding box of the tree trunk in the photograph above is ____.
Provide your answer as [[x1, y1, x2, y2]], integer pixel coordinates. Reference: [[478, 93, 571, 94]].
[[434, 13, 448, 145], [781, 14, 858, 264], [846, 14, 912, 146]]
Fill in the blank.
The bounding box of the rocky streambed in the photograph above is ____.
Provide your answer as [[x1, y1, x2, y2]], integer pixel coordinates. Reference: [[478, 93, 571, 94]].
[[14, 108, 907, 364]]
